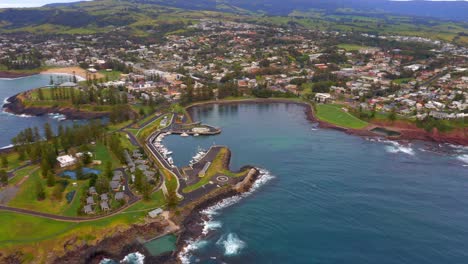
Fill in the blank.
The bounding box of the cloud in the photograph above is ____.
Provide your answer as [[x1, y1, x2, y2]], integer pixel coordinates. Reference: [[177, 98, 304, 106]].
[[0, 0, 91, 8]]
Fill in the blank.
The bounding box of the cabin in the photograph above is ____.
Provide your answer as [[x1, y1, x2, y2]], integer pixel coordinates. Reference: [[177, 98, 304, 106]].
[[115, 192, 126, 201], [83, 205, 94, 214], [89, 186, 97, 195], [86, 196, 95, 205], [110, 181, 121, 191], [100, 201, 110, 211], [100, 193, 109, 202]]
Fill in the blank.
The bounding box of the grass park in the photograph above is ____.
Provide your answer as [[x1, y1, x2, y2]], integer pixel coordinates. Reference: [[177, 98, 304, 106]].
[[315, 104, 369, 129]]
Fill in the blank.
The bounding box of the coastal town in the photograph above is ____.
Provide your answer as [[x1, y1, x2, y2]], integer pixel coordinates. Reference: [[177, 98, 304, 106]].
[[1, 19, 467, 125], [0, 5, 467, 264]]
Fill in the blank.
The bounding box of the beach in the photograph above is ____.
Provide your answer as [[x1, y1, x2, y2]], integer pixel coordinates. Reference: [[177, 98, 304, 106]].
[[41, 66, 104, 80]]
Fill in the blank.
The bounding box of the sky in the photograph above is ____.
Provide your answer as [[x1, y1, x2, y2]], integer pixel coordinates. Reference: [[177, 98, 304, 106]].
[[0, 0, 466, 8], [0, 0, 89, 8]]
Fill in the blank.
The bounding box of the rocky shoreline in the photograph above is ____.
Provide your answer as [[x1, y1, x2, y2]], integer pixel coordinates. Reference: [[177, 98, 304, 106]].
[[174, 168, 261, 263], [51, 220, 169, 264], [3, 94, 109, 120], [0, 71, 37, 79]]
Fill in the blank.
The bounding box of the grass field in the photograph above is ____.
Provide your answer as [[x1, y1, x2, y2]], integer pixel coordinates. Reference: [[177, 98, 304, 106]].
[[316, 104, 369, 129], [8, 169, 75, 215], [99, 70, 121, 81], [337, 43, 372, 51]]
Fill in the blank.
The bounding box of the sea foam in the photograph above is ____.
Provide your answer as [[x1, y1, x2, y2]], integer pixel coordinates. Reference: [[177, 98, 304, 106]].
[[382, 141, 415, 156], [179, 168, 274, 263], [457, 154, 468, 165], [216, 233, 246, 256]]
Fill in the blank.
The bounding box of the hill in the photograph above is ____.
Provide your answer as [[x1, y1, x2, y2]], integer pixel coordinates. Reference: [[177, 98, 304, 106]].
[[0, 0, 466, 46]]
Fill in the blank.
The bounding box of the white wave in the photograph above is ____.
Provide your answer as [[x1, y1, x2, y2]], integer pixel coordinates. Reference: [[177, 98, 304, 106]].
[[179, 168, 274, 263], [446, 144, 468, 153], [457, 154, 468, 165], [179, 239, 209, 264], [121, 252, 145, 264], [99, 258, 117, 264], [202, 220, 222, 235], [0, 144, 13, 150], [216, 233, 246, 256], [383, 141, 415, 156]]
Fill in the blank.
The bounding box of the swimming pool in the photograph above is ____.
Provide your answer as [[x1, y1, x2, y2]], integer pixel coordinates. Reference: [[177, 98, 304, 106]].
[[60, 168, 101, 179]]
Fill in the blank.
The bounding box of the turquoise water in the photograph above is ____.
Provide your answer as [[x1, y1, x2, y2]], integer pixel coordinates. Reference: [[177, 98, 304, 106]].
[[0, 74, 85, 148], [161, 103, 468, 264], [144, 234, 177, 256], [60, 168, 101, 179]]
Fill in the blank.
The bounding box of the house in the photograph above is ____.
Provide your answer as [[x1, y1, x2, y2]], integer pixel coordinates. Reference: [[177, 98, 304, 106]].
[[315, 93, 333, 103], [110, 181, 121, 191], [100, 201, 110, 211], [100, 193, 108, 201], [83, 205, 94, 214], [57, 155, 76, 168], [115, 192, 126, 201], [86, 196, 95, 205], [148, 208, 163, 218], [89, 186, 97, 195]]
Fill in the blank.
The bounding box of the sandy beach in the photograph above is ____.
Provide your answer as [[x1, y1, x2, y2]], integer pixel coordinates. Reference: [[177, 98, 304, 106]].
[[41, 66, 104, 80]]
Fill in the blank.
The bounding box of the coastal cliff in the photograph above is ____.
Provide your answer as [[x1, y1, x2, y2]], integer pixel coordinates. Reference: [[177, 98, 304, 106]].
[[3, 94, 109, 120]]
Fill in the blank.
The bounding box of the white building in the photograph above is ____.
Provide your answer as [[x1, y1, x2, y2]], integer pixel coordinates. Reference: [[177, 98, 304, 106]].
[[57, 155, 77, 168]]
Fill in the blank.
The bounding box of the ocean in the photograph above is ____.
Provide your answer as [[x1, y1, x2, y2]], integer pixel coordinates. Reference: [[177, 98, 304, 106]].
[[159, 103, 468, 264], [0, 74, 86, 148]]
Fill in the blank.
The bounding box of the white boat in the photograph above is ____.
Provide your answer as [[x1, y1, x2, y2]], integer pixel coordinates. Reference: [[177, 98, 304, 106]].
[[167, 157, 174, 164], [166, 151, 173, 155], [180, 132, 189, 137], [194, 133, 200, 137]]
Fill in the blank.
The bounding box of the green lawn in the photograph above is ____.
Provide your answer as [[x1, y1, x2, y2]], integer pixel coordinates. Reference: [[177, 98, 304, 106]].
[[392, 78, 415, 85], [316, 104, 369, 129], [99, 70, 121, 81], [8, 165, 37, 186], [8, 169, 70, 215], [183, 148, 245, 193], [93, 143, 120, 170], [1, 152, 24, 172], [337, 43, 372, 51]]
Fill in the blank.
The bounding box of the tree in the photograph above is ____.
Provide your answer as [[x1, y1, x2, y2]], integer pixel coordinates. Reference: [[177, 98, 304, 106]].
[[36, 181, 46, 201], [37, 88, 45, 100], [46, 171, 56, 187], [142, 181, 152, 201], [105, 161, 113, 179], [41, 157, 51, 178], [134, 168, 144, 192], [166, 189, 179, 209], [75, 162, 84, 180], [1, 154, 8, 168], [44, 123, 54, 141], [0, 170, 8, 186], [388, 107, 397, 122], [95, 174, 110, 194]]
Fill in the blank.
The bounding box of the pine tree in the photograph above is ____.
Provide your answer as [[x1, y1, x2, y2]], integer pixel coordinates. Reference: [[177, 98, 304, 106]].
[[46, 171, 55, 187], [1, 154, 8, 168], [0, 170, 8, 186], [36, 181, 46, 201]]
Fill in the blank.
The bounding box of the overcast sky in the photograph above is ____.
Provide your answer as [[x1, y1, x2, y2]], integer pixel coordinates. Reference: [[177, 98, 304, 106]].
[[0, 0, 89, 8], [1, 0, 466, 8]]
